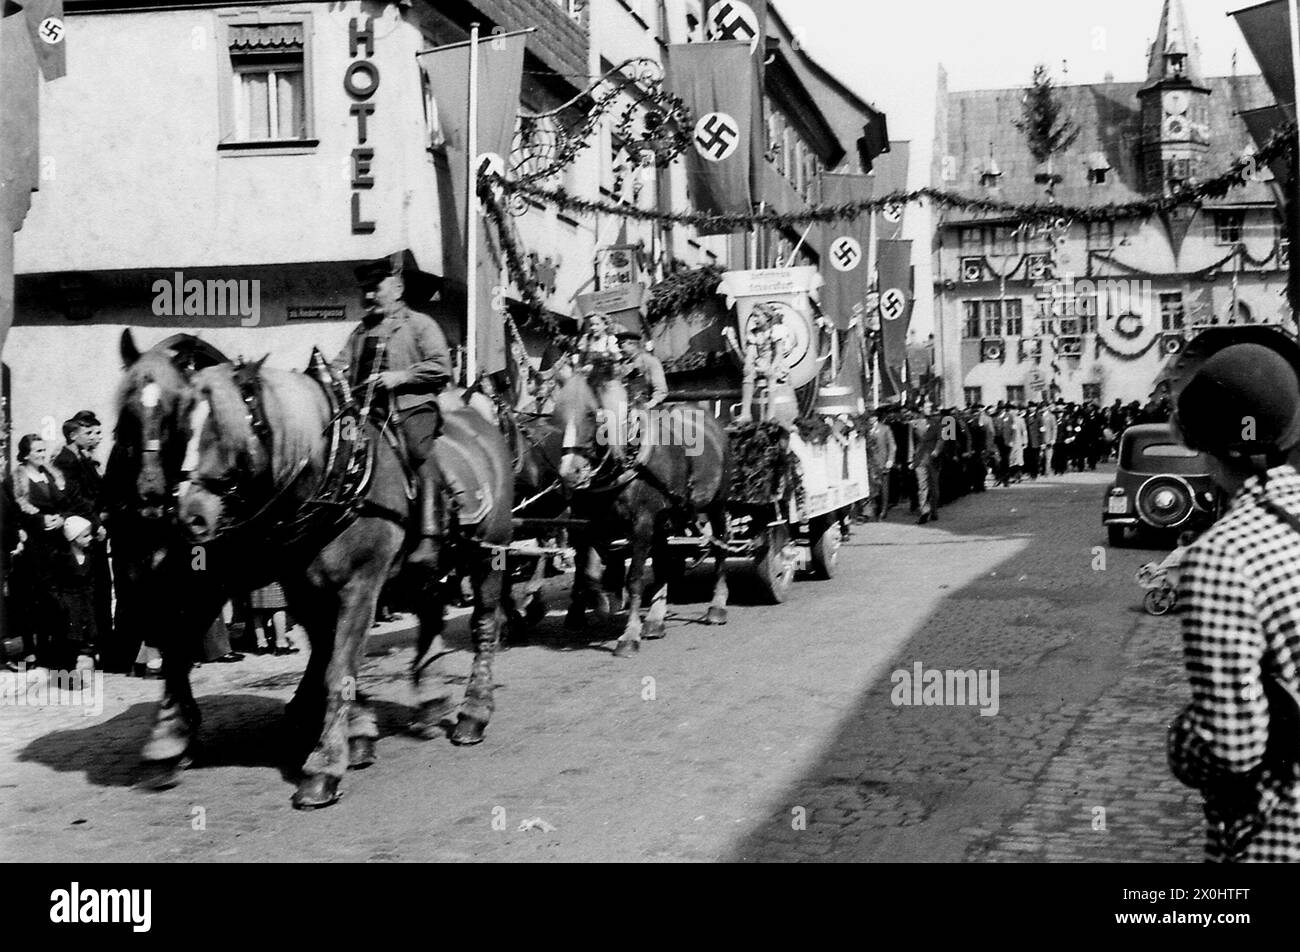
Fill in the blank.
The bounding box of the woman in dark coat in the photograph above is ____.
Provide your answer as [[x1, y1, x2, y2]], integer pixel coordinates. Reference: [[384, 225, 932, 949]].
[[12, 435, 72, 666], [49, 515, 98, 669]]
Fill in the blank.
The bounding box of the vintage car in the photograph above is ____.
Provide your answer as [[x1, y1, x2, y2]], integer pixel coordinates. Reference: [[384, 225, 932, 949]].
[[1103, 423, 1218, 546]]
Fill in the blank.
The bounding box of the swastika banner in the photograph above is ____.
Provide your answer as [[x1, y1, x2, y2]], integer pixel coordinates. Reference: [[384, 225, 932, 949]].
[[704, 1, 766, 205], [877, 239, 914, 376], [666, 41, 755, 231], [818, 173, 873, 331]]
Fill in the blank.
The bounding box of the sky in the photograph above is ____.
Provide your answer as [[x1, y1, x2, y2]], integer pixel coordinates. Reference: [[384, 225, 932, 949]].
[[774, 0, 1268, 336], [780, 0, 1264, 142]]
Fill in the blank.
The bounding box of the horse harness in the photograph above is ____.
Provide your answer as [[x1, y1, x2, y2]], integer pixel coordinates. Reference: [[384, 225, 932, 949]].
[[210, 351, 375, 555]]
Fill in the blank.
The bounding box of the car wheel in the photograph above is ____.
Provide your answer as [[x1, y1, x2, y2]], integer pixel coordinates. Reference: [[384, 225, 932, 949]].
[[1107, 525, 1126, 547]]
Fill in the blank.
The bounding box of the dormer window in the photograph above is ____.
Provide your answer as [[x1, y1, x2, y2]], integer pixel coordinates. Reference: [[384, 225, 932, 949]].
[[1086, 152, 1110, 185]]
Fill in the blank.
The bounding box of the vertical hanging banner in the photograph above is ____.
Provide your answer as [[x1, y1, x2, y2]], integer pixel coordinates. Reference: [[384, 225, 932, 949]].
[[665, 40, 755, 231], [819, 173, 873, 330], [703, 0, 767, 202], [420, 31, 526, 375], [22, 0, 67, 80], [871, 140, 910, 238], [877, 239, 913, 375]]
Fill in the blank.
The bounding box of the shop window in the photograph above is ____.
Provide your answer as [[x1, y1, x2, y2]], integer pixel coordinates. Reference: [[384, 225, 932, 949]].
[[1081, 383, 1102, 403], [1006, 386, 1025, 405], [964, 387, 983, 407]]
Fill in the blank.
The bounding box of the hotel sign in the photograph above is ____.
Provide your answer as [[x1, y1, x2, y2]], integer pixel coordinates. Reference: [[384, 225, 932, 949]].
[[346, 18, 378, 234]]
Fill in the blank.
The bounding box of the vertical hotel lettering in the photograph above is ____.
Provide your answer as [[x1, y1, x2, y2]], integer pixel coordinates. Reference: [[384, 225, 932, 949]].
[[346, 17, 377, 233]]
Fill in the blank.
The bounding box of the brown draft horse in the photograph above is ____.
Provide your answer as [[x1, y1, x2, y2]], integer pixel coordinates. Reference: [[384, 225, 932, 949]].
[[551, 372, 732, 656], [116, 332, 512, 808]]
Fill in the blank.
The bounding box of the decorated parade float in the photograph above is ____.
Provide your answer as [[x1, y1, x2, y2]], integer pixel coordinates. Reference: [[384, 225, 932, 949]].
[[646, 263, 872, 602]]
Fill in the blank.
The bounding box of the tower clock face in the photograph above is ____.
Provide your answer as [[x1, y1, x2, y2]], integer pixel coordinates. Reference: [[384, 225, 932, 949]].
[[1164, 116, 1188, 139], [1163, 90, 1190, 116]]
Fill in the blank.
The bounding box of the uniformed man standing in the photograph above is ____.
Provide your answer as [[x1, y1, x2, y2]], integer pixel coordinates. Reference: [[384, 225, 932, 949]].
[[617, 330, 667, 410], [334, 250, 450, 566]]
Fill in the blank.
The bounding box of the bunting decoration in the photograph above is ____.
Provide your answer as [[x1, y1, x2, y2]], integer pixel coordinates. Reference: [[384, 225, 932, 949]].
[[484, 118, 1299, 230]]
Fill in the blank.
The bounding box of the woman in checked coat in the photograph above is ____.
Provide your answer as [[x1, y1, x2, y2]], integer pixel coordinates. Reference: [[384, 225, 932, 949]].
[[1169, 343, 1300, 862]]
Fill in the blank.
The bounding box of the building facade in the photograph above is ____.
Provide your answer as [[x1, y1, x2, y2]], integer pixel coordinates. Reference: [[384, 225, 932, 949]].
[[5, 0, 884, 452], [931, 0, 1289, 409]]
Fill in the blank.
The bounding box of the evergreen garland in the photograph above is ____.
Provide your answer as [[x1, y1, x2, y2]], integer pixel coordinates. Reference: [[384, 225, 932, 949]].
[[645, 264, 726, 324]]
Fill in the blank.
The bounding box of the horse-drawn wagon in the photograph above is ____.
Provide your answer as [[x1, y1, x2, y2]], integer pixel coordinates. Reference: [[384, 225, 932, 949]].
[[649, 265, 873, 603]]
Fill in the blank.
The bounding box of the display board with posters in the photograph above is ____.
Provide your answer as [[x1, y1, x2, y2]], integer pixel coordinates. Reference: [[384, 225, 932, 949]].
[[574, 283, 647, 336], [716, 266, 824, 389]]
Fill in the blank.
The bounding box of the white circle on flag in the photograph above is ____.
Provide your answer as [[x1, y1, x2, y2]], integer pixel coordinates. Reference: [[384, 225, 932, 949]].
[[705, 1, 761, 54], [829, 236, 862, 272], [39, 17, 65, 44], [880, 288, 907, 322], [477, 152, 505, 178], [693, 112, 740, 163], [882, 202, 903, 223]]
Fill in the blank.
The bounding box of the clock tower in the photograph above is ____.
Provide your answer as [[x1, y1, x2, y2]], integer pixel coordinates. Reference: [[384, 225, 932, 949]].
[[1137, 0, 1211, 195]]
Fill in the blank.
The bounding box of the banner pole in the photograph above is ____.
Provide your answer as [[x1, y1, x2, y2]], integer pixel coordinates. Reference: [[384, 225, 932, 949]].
[[465, 22, 481, 385], [1290, 0, 1300, 330]]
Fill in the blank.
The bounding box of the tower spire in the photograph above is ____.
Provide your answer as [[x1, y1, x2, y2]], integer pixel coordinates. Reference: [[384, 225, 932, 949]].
[[1145, 0, 1204, 88]]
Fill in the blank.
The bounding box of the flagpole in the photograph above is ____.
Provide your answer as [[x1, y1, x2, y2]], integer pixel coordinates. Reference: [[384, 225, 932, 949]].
[[415, 27, 535, 55], [1291, 0, 1300, 330], [465, 22, 481, 386]]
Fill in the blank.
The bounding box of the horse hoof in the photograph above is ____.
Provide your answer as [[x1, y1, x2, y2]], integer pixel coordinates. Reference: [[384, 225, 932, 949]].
[[292, 775, 342, 810], [705, 606, 728, 626], [643, 624, 666, 640], [524, 597, 547, 628], [409, 701, 458, 740], [612, 639, 640, 658], [136, 754, 192, 792], [348, 737, 377, 770], [450, 714, 487, 746]]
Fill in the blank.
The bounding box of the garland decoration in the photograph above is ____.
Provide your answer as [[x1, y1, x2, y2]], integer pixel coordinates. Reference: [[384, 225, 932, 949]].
[[511, 58, 692, 187], [645, 264, 725, 324], [1094, 328, 1165, 361], [727, 422, 796, 505], [484, 120, 1297, 230]]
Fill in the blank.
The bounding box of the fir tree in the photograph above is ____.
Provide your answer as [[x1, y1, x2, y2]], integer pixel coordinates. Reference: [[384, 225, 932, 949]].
[[1014, 65, 1080, 183]]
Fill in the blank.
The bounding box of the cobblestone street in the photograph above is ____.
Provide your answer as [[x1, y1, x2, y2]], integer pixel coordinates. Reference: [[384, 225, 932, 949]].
[[1, 467, 1203, 862]]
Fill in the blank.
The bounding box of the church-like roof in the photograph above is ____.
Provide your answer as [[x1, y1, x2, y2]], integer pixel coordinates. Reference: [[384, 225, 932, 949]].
[[934, 73, 1277, 223], [1145, 0, 1205, 89]]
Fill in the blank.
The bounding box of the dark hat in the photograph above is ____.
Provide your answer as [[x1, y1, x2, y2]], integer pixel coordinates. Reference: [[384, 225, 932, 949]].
[[355, 249, 441, 307], [69, 410, 101, 428], [614, 329, 642, 342], [1176, 343, 1300, 466]]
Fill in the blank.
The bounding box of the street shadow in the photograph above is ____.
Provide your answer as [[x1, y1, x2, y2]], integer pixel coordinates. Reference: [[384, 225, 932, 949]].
[[722, 469, 1203, 863], [16, 693, 422, 790]]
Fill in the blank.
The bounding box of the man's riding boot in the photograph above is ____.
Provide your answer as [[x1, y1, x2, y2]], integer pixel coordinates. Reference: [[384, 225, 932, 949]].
[[408, 470, 442, 567]]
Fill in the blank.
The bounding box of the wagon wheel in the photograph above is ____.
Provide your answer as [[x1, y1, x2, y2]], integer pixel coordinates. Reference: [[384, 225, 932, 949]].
[[806, 515, 841, 581], [1144, 586, 1176, 616], [754, 523, 797, 604]]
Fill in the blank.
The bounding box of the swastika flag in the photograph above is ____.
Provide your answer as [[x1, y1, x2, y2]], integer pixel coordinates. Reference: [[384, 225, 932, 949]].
[[818, 173, 873, 330], [666, 41, 755, 230], [877, 239, 914, 375]]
